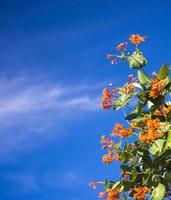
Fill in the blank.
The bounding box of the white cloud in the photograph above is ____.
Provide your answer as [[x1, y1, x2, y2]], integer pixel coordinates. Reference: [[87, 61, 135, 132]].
[[0, 75, 101, 161]]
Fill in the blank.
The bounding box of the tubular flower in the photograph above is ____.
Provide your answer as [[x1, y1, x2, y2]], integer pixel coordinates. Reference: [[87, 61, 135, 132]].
[[112, 123, 133, 138], [102, 154, 114, 165], [133, 186, 149, 200], [130, 121, 140, 130], [99, 188, 120, 200], [154, 105, 171, 117], [129, 34, 146, 46], [89, 182, 99, 189], [101, 135, 114, 149], [120, 83, 135, 94], [116, 43, 125, 51], [149, 79, 165, 99], [139, 129, 163, 144], [102, 151, 119, 165], [105, 188, 120, 200], [139, 117, 164, 143], [101, 89, 114, 110]]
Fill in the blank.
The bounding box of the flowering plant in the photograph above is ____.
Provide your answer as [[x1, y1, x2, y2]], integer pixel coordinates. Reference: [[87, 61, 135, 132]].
[[90, 34, 171, 200]]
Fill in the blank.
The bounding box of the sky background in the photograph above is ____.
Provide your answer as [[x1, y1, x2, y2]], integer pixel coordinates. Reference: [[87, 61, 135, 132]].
[[0, 0, 171, 199]]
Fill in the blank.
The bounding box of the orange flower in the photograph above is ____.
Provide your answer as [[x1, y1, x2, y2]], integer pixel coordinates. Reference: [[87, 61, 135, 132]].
[[89, 182, 99, 189], [101, 135, 114, 149], [139, 117, 164, 143], [112, 123, 133, 138], [154, 105, 171, 117], [99, 188, 120, 200], [117, 43, 125, 51], [101, 89, 114, 110], [133, 186, 149, 200], [149, 79, 165, 99], [130, 121, 139, 130], [103, 154, 114, 165], [129, 34, 146, 46], [120, 83, 135, 94], [103, 151, 119, 165], [105, 188, 120, 200]]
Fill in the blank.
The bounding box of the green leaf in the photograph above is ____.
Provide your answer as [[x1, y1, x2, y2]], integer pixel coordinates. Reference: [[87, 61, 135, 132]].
[[165, 171, 171, 183], [158, 64, 169, 80], [131, 169, 137, 182], [113, 94, 131, 110], [149, 139, 166, 155], [137, 70, 151, 85], [137, 92, 147, 102], [163, 130, 171, 152], [127, 50, 147, 69], [120, 152, 131, 163], [151, 183, 166, 200], [125, 112, 138, 120]]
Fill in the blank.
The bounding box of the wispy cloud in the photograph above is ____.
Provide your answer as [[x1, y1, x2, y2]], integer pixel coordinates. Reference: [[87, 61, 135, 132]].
[[0, 75, 101, 161]]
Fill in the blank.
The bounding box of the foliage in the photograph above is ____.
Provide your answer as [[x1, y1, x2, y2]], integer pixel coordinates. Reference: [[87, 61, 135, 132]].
[[89, 34, 171, 199]]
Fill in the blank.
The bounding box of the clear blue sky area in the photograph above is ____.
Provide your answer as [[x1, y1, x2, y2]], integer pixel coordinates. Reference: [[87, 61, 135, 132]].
[[0, 0, 171, 199]]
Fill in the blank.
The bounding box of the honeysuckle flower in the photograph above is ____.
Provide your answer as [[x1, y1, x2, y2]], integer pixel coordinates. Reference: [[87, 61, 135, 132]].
[[101, 88, 114, 110], [105, 188, 120, 200], [154, 105, 171, 117], [89, 182, 99, 189], [111, 60, 117, 64], [133, 186, 149, 200], [119, 82, 135, 94], [100, 135, 114, 149], [116, 43, 125, 51], [112, 123, 133, 138], [98, 191, 106, 198], [129, 34, 146, 46], [149, 78, 165, 99]]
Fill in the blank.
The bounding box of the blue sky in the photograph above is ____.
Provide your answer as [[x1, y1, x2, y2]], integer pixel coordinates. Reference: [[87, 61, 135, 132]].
[[0, 0, 171, 199]]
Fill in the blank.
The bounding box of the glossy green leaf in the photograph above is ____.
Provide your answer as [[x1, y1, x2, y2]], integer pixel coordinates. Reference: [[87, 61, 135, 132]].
[[137, 92, 147, 102], [163, 130, 171, 152], [151, 183, 166, 200], [113, 94, 131, 110], [127, 50, 147, 69], [149, 139, 165, 154], [125, 112, 138, 120], [137, 70, 151, 85], [131, 169, 137, 182], [158, 64, 169, 80]]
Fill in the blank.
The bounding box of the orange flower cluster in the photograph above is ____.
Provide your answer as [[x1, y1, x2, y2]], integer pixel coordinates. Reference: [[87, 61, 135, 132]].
[[101, 135, 115, 149], [129, 34, 146, 46], [139, 117, 164, 143], [149, 79, 165, 99], [130, 121, 140, 130], [133, 186, 149, 200], [102, 151, 119, 165], [112, 123, 133, 138], [120, 83, 135, 94], [154, 105, 171, 117], [101, 89, 114, 110], [99, 188, 120, 200]]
